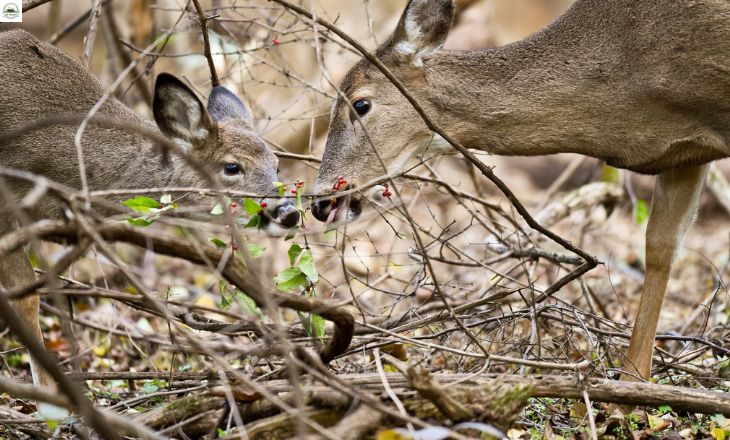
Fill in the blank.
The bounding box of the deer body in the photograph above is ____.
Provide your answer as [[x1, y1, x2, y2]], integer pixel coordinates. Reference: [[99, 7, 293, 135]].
[[313, 0, 730, 381], [0, 29, 298, 390]]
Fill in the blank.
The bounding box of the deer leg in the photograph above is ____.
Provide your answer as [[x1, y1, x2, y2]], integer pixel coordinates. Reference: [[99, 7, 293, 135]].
[[622, 164, 709, 381], [0, 220, 54, 389]]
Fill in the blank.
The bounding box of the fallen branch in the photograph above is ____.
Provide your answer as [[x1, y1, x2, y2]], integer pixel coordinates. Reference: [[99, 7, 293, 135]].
[[0, 220, 354, 364]]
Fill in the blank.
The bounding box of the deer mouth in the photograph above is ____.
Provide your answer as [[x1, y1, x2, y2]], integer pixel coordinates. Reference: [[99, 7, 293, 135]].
[[311, 184, 363, 224], [259, 200, 301, 235]]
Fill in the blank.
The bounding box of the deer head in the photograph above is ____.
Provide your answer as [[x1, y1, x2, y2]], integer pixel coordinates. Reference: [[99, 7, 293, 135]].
[[153, 74, 300, 233], [311, 0, 454, 224]]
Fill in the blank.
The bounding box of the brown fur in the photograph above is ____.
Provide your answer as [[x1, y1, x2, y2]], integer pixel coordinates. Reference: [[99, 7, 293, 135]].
[[0, 29, 290, 389], [314, 0, 730, 381]]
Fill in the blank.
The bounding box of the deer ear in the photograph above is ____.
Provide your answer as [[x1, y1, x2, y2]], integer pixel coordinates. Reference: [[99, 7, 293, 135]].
[[386, 0, 454, 65], [153, 73, 213, 148], [207, 86, 252, 124]]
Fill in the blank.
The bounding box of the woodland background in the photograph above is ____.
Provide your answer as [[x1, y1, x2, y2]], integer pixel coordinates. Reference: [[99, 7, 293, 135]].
[[0, 0, 729, 439]]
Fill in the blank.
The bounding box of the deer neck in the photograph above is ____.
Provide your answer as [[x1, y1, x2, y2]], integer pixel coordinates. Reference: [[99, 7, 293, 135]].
[[422, 3, 630, 161]]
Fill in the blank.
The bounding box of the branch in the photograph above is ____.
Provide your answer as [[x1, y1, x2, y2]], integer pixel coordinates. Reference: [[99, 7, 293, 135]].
[[22, 0, 54, 12], [0, 220, 354, 364], [192, 0, 221, 87]]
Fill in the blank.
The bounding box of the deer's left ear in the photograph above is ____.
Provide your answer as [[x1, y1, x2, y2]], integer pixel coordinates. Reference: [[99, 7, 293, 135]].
[[385, 0, 454, 66]]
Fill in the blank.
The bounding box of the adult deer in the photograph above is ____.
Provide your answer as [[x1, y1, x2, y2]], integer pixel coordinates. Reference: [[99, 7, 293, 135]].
[[0, 29, 299, 390], [311, 0, 730, 381]]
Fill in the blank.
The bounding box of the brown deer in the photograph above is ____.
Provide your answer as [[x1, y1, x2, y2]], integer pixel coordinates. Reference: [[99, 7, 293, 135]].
[[311, 0, 730, 382], [0, 29, 299, 390]]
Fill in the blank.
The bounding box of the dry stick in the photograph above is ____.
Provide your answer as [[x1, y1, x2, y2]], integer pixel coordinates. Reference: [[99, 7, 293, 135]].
[[192, 0, 221, 87], [0, 220, 354, 364], [82, 0, 103, 69], [266, 373, 730, 415], [268, 0, 599, 299], [21, 0, 54, 12]]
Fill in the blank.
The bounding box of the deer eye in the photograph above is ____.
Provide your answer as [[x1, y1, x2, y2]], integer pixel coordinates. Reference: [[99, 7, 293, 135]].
[[353, 99, 371, 116], [223, 163, 241, 176]]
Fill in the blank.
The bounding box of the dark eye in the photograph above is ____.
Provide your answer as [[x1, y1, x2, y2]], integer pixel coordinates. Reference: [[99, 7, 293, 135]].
[[353, 99, 371, 116], [223, 163, 241, 176]]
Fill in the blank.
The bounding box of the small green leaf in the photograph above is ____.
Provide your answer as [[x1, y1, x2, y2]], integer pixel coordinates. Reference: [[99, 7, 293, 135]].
[[311, 313, 326, 342], [246, 243, 266, 259], [210, 203, 225, 215], [236, 291, 264, 318], [274, 181, 286, 196], [127, 217, 154, 227], [243, 198, 263, 215], [245, 215, 261, 229], [220, 294, 233, 310], [209, 237, 227, 248], [274, 267, 308, 291], [142, 382, 159, 394], [219, 280, 228, 295], [287, 244, 303, 265], [123, 196, 160, 214], [298, 250, 318, 283], [160, 194, 173, 205], [634, 199, 649, 225], [657, 405, 672, 415]]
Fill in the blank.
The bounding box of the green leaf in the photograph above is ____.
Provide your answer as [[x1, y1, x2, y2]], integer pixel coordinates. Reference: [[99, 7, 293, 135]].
[[243, 198, 263, 215], [634, 199, 649, 225], [219, 280, 228, 295], [298, 250, 318, 283], [246, 243, 266, 259], [123, 196, 161, 214], [245, 215, 261, 229], [127, 217, 154, 227], [274, 181, 286, 196], [287, 244, 303, 265], [209, 237, 227, 248], [220, 294, 233, 310], [311, 313, 326, 342], [657, 405, 672, 415], [160, 194, 172, 205], [274, 267, 308, 291], [236, 291, 264, 318], [210, 203, 225, 215], [142, 382, 159, 394]]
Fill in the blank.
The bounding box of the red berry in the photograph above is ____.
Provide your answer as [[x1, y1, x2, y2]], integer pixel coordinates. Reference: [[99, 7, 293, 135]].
[[260, 202, 268, 208], [291, 189, 297, 194], [231, 242, 239, 251], [272, 38, 280, 45], [230, 203, 237, 208]]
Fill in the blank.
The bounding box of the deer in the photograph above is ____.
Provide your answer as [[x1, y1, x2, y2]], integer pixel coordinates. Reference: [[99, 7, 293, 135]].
[[0, 29, 300, 393], [311, 0, 730, 383]]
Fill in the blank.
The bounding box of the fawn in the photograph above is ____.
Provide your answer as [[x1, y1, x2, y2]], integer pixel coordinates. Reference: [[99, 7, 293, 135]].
[[0, 29, 299, 389], [311, 0, 730, 381]]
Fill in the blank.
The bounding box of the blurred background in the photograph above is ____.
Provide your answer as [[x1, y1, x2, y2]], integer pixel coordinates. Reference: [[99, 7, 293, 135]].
[[1, 2, 728, 435]]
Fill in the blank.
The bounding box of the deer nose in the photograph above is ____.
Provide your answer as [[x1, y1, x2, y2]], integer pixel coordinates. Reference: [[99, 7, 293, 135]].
[[275, 201, 300, 229], [311, 198, 334, 222]]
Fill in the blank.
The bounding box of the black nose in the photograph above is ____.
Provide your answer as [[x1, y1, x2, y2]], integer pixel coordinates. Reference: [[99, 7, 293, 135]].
[[311, 199, 334, 222], [276, 202, 300, 229]]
